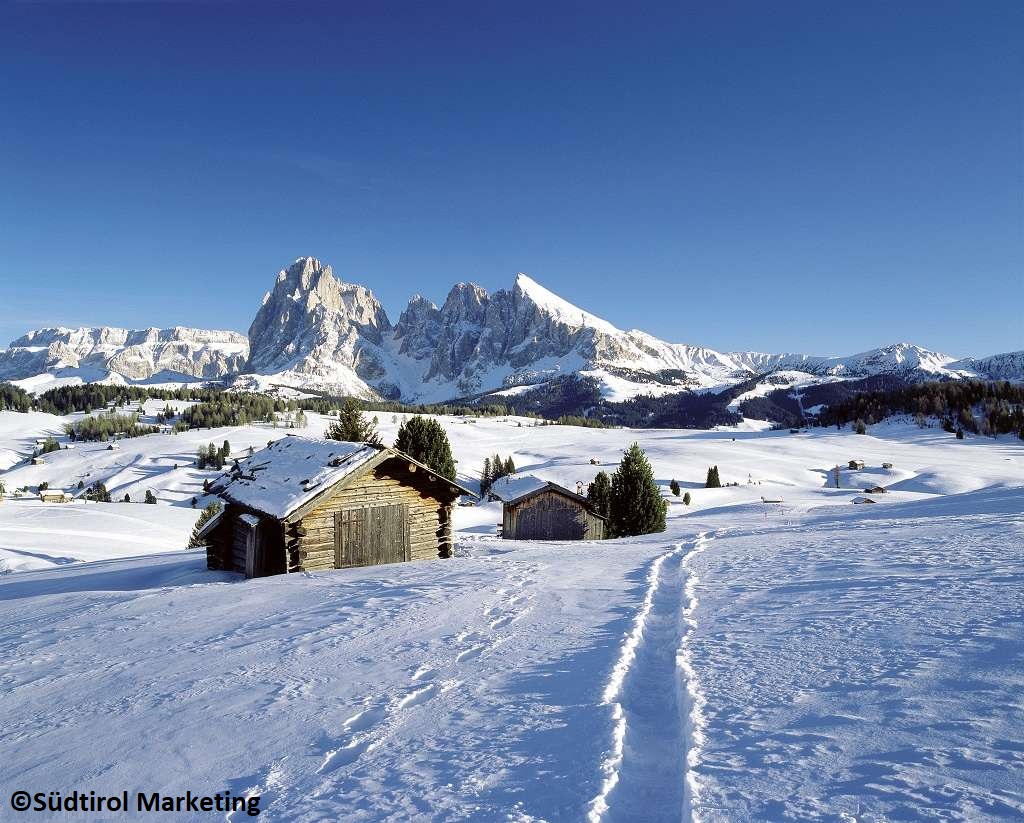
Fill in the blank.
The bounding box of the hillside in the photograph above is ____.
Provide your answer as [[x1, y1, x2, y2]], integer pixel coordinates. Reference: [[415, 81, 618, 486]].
[[0, 410, 1021, 820]]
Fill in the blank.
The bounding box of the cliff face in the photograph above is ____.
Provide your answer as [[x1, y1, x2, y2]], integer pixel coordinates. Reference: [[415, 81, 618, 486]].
[[0, 326, 248, 382]]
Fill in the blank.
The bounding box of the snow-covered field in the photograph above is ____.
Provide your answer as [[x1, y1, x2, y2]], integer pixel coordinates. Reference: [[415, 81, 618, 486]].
[[0, 410, 1021, 821]]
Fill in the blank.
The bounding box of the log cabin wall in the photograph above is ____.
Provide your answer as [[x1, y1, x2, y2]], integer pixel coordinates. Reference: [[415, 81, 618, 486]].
[[287, 458, 454, 573], [504, 489, 605, 540]]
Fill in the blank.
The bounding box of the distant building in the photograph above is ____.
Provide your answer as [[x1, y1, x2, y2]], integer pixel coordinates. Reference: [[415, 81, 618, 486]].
[[489, 475, 606, 541], [882, 462, 894, 469], [852, 496, 877, 504], [30, 456, 45, 465], [848, 459, 865, 470], [39, 489, 71, 503]]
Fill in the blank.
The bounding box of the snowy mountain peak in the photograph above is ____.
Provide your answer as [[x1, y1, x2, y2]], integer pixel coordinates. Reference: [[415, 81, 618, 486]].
[[512, 273, 620, 335]]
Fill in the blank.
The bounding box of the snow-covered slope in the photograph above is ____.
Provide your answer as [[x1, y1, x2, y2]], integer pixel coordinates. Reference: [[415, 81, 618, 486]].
[[0, 326, 248, 387], [1, 413, 1021, 821]]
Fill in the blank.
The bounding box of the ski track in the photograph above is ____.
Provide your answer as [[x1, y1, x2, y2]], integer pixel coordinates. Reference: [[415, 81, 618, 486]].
[[589, 531, 712, 823]]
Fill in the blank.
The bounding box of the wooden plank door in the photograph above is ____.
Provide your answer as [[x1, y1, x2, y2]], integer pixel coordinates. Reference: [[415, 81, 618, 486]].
[[335, 504, 410, 569]]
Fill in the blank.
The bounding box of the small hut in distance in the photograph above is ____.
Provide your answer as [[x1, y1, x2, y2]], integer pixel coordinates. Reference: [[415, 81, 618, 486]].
[[489, 474, 605, 541]]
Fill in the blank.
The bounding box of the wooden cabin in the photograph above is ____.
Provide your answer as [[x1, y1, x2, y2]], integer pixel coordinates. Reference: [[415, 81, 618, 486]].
[[39, 489, 71, 503], [848, 459, 865, 470], [489, 474, 605, 541], [202, 437, 474, 579]]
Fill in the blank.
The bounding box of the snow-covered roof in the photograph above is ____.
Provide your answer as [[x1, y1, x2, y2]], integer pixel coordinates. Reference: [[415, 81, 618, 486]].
[[212, 436, 476, 520], [212, 437, 381, 519], [488, 473, 593, 508]]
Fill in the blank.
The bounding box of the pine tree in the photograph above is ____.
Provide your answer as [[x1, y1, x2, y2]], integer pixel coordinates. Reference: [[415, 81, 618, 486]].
[[705, 466, 722, 488], [203, 479, 211, 493], [669, 478, 681, 496], [123, 493, 131, 502], [481, 457, 492, 496], [608, 444, 666, 537], [587, 470, 612, 521], [394, 416, 456, 480], [86, 481, 111, 503], [683, 491, 691, 505], [222, 439, 231, 458], [77, 480, 85, 490], [504, 456, 516, 475], [145, 490, 157, 504], [854, 419, 867, 435], [187, 502, 222, 548], [325, 398, 381, 444]]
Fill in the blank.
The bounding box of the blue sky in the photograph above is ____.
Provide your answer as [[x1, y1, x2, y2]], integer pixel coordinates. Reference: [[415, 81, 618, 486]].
[[1, 1, 1020, 357]]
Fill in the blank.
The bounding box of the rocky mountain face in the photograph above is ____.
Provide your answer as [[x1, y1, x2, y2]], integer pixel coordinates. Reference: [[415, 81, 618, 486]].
[[3, 256, 1021, 402], [244, 257, 394, 395], [0, 326, 248, 384], [240, 259, 1021, 402]]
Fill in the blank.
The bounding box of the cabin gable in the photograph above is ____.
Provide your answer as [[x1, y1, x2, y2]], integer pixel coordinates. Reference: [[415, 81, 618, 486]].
[[503, 488, 605, 541]]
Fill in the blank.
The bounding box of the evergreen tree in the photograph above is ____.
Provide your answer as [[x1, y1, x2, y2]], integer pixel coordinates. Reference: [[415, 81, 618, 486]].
[[325, 398, 381, 444], [854, 418, 867, 435], [123, 493, 131, 502], [705, 466, 722, 488], [221, 440, 231, 458], [608, 444, 666, 537], [187, 502, 223, 548], [669, 478, 681, 496], [393, 416, 457, 480], [481, 457, 492, 496], [191, 497, 198, 508], [504, 456, 516, 475], [85, 481, 111, 503], [144, 490, 157, 504], [683, 491, 691, 505], [586, 470, 612, 521], [77, 480, 85, 490]]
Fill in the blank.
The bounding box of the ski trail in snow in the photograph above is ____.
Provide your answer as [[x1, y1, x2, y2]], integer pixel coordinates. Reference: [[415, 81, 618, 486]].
[[678, 531, 712, 823], [588, 531, 711, 823]]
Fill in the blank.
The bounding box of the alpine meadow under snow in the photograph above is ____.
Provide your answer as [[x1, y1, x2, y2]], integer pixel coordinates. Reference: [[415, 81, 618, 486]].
[[1, 404, 1022, 821]]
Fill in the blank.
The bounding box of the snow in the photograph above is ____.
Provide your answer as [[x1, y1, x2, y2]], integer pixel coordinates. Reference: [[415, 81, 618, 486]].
[[486, 473, 554, 502], [213, 436, 378, 519], [1, 410, 1022, 820], [0, 500, 201, 573], [515, 272, 621, 335]]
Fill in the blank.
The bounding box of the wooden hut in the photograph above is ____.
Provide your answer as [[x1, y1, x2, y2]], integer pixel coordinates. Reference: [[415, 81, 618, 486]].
[[848, 459, 865, 470], [202, 437, 474, 579], [489, 475, 605, 541]]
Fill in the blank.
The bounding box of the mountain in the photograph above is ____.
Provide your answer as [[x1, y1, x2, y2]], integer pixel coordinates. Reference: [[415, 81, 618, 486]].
[[2, 256, 1020, 406], [0, 327, 248, 388]]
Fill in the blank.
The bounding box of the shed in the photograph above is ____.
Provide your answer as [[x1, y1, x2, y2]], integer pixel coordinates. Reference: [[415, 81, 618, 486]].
[[848, 459, 865, 470], [760, 495, 784, 504], [852, 496, 877, 504], [39, 489, 71, 503], [203, 437, 475, 579], [864, 485, 887, 494], [30, 456, 45, 465], [489, 474, 605, 541], [882, 462, 893, 469]]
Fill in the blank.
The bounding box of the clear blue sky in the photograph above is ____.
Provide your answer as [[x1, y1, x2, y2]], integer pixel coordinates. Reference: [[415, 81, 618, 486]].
[[1, 1, 1020, 357]]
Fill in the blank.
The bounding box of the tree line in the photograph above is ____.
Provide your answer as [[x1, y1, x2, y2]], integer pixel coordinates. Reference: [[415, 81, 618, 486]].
[[818, 380, 1024, 439]]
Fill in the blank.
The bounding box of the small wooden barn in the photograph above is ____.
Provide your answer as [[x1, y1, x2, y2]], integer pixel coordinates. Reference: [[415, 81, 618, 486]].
[[489, 474, 605, 541], [39, 489, 71, 503], [202, 437, 474, 578], [848, 459, 865, 470]]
